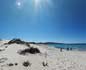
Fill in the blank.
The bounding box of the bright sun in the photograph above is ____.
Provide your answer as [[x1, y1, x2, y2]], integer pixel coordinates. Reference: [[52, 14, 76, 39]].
[[35, 0, 41, 5], [16, 0, 22, 8], [34, 0, 52, 9], [17, 2, 21, 6], [34, 0, 42, 8]]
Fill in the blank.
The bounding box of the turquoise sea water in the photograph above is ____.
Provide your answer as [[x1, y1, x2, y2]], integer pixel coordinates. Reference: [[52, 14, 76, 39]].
[[48, 44, 86, 51]]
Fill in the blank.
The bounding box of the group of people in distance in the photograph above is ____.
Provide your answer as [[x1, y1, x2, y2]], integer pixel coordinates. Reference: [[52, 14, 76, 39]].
[[60, 47, 72, 52]]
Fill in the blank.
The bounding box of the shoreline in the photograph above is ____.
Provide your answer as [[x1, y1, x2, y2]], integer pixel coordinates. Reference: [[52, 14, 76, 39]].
[[35, 43, 86, 52]]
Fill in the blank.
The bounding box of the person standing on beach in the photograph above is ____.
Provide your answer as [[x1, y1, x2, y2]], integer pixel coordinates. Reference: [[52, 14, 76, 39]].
[[60, 48, 63, 52]]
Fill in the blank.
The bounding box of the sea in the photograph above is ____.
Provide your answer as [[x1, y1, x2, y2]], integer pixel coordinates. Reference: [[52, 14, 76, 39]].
[[48, 43, 86, 51]]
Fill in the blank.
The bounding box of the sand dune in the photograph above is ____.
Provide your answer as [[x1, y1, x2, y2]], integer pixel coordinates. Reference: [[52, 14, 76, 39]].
[[0, 40, 86, 70]]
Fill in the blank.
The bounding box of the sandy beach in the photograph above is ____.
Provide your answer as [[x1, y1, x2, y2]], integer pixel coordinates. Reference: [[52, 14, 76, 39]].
[[0, 40, 86, 70]]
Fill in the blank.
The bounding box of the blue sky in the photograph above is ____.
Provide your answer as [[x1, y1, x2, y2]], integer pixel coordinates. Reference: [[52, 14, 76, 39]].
[[0, 0, 86, 43]]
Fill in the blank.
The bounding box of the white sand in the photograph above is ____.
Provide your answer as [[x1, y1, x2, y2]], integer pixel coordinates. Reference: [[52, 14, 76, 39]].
[[0, 41, 86, 70]]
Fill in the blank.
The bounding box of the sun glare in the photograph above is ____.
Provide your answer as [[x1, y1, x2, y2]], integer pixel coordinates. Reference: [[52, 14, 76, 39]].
[[16, 0, 53, 11], [16, 1, 22, 8], [34, 0, 53, 9], [17, 2, 21, 6], [34, 0, 41, 8], [35, 0, 40, 5]]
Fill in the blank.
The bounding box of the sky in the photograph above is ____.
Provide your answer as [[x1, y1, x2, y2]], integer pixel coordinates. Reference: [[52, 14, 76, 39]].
[[0, 0, 86, 43]]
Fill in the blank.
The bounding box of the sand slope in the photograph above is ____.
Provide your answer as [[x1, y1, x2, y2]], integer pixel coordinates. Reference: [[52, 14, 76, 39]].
[[0, 41, 86, 70]]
